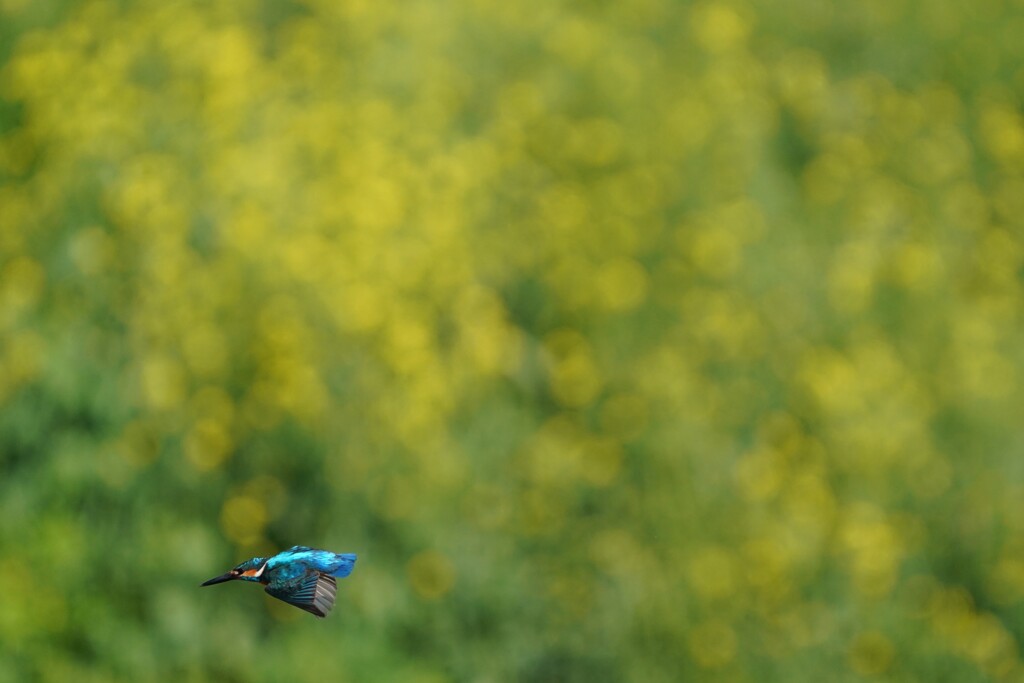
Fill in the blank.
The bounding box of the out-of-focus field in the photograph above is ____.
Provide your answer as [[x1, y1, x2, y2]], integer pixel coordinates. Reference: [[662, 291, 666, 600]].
[[1, 0, 1023, 681]]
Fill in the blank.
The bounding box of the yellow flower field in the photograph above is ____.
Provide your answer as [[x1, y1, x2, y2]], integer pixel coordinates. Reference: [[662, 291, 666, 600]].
[[1, 0, 1023, 680]]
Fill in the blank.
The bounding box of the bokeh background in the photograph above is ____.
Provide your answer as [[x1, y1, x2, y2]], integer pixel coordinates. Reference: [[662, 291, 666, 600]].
[[2, 0, 1024, 681]]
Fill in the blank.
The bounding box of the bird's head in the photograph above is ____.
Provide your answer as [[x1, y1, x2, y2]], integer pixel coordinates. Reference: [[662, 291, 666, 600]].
[[201, 557, 268, 586]]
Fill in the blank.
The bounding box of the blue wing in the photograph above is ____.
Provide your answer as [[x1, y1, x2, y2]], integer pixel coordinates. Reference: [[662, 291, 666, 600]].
[[276, 546, 357, 578], [265, 571, 337, 618]]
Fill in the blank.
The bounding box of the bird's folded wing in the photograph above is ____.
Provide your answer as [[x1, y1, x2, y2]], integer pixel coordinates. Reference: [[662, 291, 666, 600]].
[[265, 572, 337, 618]]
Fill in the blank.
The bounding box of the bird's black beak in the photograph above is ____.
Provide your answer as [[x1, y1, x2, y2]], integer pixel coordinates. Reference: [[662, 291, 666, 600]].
[[201, 572, 237, 587]]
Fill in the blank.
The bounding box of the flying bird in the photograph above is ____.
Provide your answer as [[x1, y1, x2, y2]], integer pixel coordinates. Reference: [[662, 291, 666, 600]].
[[201, 545, 357, 617]]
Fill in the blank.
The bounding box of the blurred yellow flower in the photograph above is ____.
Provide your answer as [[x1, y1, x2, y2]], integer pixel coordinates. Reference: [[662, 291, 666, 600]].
[[408, 550, 455, 601]]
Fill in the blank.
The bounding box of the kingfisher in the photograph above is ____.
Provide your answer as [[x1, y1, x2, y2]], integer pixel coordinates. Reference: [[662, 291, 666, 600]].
[[201, 546, 357, 618]]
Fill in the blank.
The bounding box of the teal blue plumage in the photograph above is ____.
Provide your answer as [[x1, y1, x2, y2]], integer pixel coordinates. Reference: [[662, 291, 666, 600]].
[[201, 546, 357, 617]]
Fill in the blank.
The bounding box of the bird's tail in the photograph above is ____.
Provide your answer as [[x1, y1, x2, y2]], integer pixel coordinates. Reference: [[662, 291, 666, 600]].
[[331, 553, 357, 578]]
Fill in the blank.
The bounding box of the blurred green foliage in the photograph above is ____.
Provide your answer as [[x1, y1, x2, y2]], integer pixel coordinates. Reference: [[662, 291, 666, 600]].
[[1, 0, 1024, 680]]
